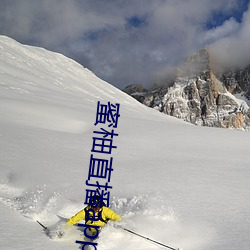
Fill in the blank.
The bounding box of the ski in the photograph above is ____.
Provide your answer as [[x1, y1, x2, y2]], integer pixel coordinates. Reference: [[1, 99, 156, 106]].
[[57, 214, 69, 221]]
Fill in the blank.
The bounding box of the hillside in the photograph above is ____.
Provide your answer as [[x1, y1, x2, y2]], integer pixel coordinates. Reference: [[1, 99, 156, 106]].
[[0, 36, 250, 250]]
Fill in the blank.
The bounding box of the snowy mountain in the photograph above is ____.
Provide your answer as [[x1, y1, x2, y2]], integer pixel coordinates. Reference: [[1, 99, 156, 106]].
[[1, 36, 250, 250], [124, 49, 250, 130]]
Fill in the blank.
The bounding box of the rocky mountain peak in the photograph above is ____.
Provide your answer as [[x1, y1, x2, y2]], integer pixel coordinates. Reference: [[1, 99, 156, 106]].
[[177, 49, 210, 78], [123, 49, 250, 130]]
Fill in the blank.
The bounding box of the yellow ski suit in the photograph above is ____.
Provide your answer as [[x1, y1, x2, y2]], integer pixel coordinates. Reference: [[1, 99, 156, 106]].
[[67, 206, 121, 229]]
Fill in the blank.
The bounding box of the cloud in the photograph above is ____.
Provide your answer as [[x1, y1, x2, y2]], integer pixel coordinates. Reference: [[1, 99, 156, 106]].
[[200, 18, 240, 45], [209, 4, 250, 69], [0, 0, 249, 88]]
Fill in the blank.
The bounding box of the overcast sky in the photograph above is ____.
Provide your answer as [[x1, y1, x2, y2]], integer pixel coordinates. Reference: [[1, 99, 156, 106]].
[[0, 0, 249, 89]]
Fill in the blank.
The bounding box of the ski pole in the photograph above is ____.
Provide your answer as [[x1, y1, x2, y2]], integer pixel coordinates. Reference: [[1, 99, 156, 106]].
[[37, 220, 64, 239], [122, 227, 180, 250], [37, 220, 48, 230]]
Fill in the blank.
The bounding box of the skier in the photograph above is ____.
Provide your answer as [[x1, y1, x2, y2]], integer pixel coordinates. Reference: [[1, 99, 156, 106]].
[[66, 196, 122, 237]]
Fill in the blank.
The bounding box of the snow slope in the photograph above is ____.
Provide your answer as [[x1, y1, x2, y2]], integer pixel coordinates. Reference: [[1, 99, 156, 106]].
[[0, 36, 250, 250]]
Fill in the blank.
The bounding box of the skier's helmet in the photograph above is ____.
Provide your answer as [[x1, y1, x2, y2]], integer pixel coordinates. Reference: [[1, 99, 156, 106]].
[[90, 195, 104, 210]]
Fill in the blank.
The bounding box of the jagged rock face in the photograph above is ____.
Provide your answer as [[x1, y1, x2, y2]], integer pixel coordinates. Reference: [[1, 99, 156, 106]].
[[217, 66, 250, 99], [162, 50, 250, 129], [162, 74, 249, 128], [123, 49, 250, 130]]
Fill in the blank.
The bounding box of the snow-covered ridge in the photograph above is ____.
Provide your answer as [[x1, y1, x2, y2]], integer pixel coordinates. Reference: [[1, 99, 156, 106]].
[[0, 35, 140, 105], [0, 35, 159, 133]]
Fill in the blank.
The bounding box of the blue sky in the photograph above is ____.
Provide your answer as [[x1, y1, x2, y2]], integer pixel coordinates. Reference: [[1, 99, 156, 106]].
[[206, 0, 249, 28], [0, 0, 249, 89]]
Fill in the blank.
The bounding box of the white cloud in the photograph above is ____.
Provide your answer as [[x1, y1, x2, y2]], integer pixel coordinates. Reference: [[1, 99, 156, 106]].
[[0, 0, 249, 88], [200, 18, 240, 45], [209, 5, 250, 68]]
